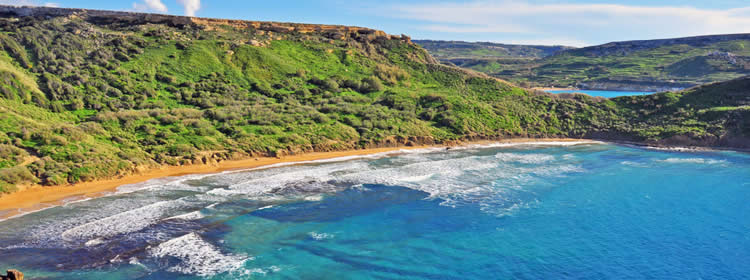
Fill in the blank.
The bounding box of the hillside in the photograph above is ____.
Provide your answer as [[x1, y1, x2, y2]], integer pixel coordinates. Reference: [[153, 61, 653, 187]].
[[420, 34, 750, 91], [597, 76, 750, 147], [414, 40, 574, 76], [0, 6, 746, 194], [413, 40, 573, 59]]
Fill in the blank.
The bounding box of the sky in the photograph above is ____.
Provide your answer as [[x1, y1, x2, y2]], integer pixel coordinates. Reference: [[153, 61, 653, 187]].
[[1, 0, 749, 47]]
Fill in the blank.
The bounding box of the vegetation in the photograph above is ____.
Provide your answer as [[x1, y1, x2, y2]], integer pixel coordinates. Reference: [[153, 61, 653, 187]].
[[414, 40, 573, 59], [0, 8, 745, 193], [414, 40, 574, 81], [419, 36, 750, 90], [605, 77, 750, 143]]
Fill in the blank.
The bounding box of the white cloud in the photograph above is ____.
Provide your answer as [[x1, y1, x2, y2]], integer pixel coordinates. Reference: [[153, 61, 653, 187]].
[[177, 0, 200, 17], [132, 0, 168, 13], [386, 1, 750, 46]]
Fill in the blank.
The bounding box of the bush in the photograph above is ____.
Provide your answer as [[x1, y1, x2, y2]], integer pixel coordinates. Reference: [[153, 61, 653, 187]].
[[168, 144, 195, 156], [0, 166, 36, 185], [0, 144, 28, 164], [375, 64, 410, 85], [156, 73, 177, 84], [360, 76, 384, 93]]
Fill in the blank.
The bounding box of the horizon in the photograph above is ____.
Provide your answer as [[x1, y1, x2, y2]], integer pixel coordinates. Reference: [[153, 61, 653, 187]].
[[2, 0, 749, 47]]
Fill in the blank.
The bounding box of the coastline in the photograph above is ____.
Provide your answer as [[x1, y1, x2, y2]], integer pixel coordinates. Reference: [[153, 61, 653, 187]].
[[532, 87, 577, 91], [0, 138, 594, 221]]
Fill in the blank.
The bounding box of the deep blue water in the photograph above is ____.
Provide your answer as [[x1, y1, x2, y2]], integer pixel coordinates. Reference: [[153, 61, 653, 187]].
[[1, 142, 749, 279], [548, 90, 653, 98]]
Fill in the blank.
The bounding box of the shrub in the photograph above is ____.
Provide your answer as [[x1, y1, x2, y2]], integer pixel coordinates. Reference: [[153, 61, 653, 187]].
[[360, 76, 383, 93], [375, 64, 410, 85], [0, 166, 36, 185], [168, 144, 195, 156]]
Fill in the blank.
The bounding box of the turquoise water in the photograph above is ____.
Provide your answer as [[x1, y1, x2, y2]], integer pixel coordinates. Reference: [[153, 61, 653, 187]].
[[1, 142, 749, 279], [548, 90, 653, 98]]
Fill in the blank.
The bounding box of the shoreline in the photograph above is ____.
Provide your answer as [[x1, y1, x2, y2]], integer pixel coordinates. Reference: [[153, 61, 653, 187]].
[[0, 138, 594, 221], [532, 87, 578, 91]]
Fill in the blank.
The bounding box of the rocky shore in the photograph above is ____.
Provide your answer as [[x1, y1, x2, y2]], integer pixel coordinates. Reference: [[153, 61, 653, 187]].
[[0, 270, 22, 280]]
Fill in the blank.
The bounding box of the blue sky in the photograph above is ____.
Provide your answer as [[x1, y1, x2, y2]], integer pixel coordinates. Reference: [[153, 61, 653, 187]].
[[3, 0, 749, 47]]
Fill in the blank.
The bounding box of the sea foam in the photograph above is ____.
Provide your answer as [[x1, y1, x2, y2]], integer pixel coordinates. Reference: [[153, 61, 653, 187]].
[[150, 232, 251, 276]]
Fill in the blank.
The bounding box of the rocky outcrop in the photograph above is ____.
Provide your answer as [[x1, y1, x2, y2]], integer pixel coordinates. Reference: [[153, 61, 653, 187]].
[[0, 270, 23, 280], [0, 5, 410, 44]]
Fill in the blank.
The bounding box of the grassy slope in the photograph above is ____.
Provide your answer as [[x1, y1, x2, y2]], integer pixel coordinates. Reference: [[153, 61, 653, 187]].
[[603, 76, 750, 145], [419, 36, 750, 89], [0, 10, 745, 193], [413, 40, 573, 59], [414, 40, 574, 79], [527, 39, 750, 88]]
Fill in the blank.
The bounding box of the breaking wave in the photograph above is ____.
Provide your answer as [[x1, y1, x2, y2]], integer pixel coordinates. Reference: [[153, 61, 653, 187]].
[[657, 158, 728, 165], [150, 232, 251, 276]]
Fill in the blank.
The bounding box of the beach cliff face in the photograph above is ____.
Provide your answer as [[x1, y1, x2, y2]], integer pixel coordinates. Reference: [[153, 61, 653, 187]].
[[0, 5, 746, 195]]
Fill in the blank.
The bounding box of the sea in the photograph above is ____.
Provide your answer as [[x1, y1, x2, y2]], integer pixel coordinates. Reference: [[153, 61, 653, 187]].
[[1, 142, 749, 279], [547, 90, 653, 98]]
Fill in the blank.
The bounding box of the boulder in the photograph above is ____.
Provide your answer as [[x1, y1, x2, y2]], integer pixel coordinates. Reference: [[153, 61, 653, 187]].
[[1, 269, 23, 280]]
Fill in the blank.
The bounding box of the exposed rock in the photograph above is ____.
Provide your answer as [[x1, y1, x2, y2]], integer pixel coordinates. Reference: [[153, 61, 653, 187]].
[[0, 5, 412, 45], [0, 269, 23, 280]]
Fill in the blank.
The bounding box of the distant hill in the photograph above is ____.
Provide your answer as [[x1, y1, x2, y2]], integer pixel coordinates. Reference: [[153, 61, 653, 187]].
[[419, 35, 750, 91], [413, 40, 574, 59], [414, 40, 575, 74]]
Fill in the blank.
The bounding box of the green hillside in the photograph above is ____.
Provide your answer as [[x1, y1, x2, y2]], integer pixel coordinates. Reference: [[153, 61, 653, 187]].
[[413, 40, 573, 59], [0, 6, 746, 193], [599, 77, 750, 145], [421, 35, 750, 90]]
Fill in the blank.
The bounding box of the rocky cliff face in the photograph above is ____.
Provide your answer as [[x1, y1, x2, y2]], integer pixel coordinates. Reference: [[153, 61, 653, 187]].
[[0, 5, 412, 44]]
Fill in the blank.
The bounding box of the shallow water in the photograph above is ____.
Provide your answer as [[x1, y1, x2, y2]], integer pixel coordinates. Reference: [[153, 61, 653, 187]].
[[1, 143, 749, 279], [548, 90, 653, 98]]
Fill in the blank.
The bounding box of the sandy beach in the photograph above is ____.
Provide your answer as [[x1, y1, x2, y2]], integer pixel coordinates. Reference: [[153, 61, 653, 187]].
[[0, 138, 593, 220]]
